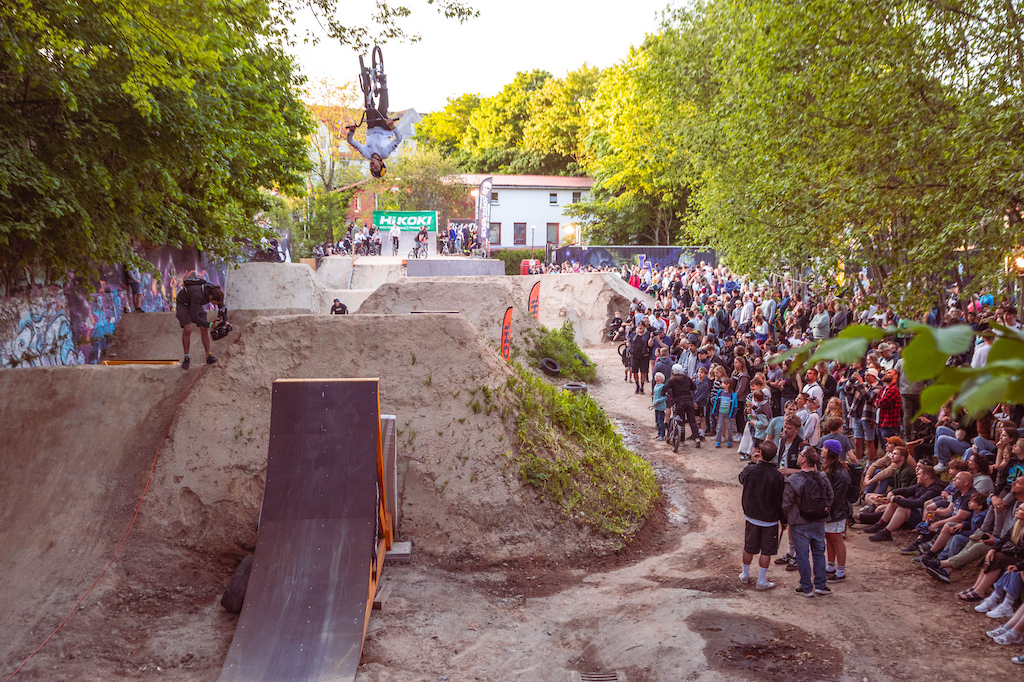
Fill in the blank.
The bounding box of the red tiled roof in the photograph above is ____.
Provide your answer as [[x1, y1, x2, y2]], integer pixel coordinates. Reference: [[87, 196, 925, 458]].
[[456, 173, 594, 189]]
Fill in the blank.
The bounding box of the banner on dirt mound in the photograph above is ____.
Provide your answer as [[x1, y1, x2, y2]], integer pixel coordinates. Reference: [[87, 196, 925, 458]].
[[500, 307, 513, 361], [372, 211, 437, 232], [527, 282, 540, 320]]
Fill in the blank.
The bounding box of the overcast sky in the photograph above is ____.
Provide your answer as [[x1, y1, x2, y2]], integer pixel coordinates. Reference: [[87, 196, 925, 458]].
[[291, 0, 673, 113]]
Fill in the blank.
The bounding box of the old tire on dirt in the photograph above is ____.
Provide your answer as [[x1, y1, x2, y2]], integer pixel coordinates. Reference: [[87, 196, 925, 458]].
[[573, 353, 592, 367], [561, 381, 588, 395], [540, 358, 561, 376], [221, 554, 254, 614]]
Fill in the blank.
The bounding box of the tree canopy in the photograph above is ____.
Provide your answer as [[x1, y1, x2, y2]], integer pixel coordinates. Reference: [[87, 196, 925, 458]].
[[0, 0, 313, 280]]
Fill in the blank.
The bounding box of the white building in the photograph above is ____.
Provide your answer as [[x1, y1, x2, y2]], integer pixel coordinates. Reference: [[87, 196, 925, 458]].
[[457, 174, 594, 250]]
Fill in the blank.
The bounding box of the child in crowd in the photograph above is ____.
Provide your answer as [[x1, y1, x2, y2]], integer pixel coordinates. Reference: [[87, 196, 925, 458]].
[[714, 378, 737, 448], [650, 372, 668, 440], [694, 365, 711, 438]]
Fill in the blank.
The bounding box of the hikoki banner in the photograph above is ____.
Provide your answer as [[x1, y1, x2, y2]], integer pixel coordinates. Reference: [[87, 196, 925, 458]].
[[500, 306, 513, 361], [372, 210, 438, 232], [528, 282, 540, 321]]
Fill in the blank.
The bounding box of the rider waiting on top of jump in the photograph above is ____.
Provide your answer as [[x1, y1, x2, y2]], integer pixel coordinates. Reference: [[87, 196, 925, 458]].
[[346, 67, 402, 178], [175, 276, 225, 370]]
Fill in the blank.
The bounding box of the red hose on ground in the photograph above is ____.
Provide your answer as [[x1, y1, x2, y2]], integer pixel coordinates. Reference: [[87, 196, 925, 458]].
[[5, 368, 204, 681]]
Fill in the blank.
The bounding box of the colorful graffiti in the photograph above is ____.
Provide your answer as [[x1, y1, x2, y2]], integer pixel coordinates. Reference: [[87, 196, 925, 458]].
[[1, 246, 226, 368]]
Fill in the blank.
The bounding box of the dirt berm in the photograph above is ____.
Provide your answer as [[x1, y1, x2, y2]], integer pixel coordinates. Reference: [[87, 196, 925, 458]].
[[359, 273, 653, 346], [143, 313, 614, 564]]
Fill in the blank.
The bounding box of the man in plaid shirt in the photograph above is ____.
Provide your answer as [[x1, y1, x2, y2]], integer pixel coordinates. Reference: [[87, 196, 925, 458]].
[[874, 368, 903, 440]]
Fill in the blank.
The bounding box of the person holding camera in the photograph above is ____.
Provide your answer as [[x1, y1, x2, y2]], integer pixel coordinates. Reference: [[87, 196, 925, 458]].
[[175, 277, 225, 370]]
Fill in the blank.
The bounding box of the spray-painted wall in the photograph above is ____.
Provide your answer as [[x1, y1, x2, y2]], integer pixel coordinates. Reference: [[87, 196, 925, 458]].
[[1, 247, 226, 368]]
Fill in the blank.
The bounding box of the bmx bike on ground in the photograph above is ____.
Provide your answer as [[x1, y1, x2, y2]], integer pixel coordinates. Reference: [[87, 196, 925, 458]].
[[409, 242, 427, 259]]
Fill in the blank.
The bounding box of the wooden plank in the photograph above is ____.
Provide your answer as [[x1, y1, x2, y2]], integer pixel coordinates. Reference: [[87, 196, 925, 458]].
[[372, 582, 393, 610]]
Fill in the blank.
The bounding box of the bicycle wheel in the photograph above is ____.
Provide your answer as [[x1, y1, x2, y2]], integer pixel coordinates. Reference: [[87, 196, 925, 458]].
[[671, 420, 681, 452], [372, 45, 383, 73], [358, 55, 371, 97]]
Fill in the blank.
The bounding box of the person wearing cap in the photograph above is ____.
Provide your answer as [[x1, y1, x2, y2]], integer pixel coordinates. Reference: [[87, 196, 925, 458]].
[[845, 366, 880, 462], [821, 440, 852, 580], [876, 342, 896, 371], [330, 299, 348, 315], [861, 462, 946, 542]]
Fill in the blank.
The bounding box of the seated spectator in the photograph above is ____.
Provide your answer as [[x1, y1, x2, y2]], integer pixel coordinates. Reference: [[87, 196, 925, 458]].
[[898, 472, 976, 555], [994, 433, 1024, 495], [861, 440, 916, 501], [969, 452, 995, 496], [925, 478, 1024, 585], [914, 492, 987, 565], [954, 504, 1024, 613], [860, 461, 945, 541], [986, 600, 1024, 653]]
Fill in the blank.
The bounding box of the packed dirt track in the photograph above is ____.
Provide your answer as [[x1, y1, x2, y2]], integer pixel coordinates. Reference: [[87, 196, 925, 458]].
[[0, 271, 1017, 680]]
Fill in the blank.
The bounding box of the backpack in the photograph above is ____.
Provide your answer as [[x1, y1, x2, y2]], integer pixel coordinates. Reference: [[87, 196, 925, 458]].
[[846, 464, 864, 504], [797, 472, 830, 521]]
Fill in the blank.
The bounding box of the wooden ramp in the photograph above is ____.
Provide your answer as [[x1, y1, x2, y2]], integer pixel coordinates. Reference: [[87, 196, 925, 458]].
[[219, 378, 392, 681]]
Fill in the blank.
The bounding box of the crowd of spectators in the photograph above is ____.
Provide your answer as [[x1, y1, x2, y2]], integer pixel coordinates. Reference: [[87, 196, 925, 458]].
[[608, 261, 1023, 664]]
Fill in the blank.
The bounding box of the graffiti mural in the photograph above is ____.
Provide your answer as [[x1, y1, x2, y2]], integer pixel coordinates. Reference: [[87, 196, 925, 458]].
[[1, 246, 227, 368]]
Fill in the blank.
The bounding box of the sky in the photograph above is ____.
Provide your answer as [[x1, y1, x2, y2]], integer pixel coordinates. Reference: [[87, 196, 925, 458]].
[[291, 0, 673, 113]]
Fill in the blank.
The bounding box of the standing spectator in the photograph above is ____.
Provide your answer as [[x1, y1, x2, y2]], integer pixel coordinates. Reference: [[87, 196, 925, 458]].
[[822, 440, 853, 581], [631, 321, 651, 394], [649, 372, 668, 440], [732, 357, 751, 442], [874, 368, 903, 439], [738, 441, 786, 591], [846, 368, 880, 462], [810, 302, 831, 340], [782, 447, 835, 597], [894, 356, 924, 439], [713, 378, 737, 448]]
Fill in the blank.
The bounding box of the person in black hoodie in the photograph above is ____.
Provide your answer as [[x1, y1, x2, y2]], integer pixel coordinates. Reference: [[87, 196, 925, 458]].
[[738, 441, 786, 591], [822, 441, 853, 581], [664, 364, 703, 445]]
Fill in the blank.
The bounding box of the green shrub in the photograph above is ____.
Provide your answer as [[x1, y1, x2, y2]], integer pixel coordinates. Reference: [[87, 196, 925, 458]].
[[502, 362, 658, 541], [491, 248, 546, 275], [526, 321, 597, 383]]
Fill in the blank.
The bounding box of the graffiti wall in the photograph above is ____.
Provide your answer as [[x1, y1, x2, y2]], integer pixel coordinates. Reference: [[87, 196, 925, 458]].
[[552, 245, 718, 270], [1, 247, 226, 368]]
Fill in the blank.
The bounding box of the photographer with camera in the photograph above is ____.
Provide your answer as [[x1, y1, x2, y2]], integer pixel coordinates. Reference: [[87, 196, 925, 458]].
[[175, 276, 225, 370]]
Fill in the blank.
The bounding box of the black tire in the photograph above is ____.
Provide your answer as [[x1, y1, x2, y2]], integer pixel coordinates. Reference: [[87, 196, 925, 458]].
[[671, 422, 681, 453], [221, 554, 254, 614], [540, 358, 561, 376], [358, 55, 371, 96], [562, 381, 588, 394], [573, 353, 591, 367], [617, 343, 628, 358], [372, 45, 384, 73]]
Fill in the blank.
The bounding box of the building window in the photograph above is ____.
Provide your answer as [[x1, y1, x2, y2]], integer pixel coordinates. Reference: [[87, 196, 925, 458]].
[[549, 192, 558, 205], [514, 223, 526, 245], [490, 191, 499, 205], [572, 191, 582, 203], [489, 222, 500, 244], [355, 196, 362, 210], [546, 223, 559, 244]]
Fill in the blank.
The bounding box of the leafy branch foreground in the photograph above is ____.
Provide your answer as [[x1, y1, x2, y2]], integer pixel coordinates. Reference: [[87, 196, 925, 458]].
[[502, 362, 658, 541]]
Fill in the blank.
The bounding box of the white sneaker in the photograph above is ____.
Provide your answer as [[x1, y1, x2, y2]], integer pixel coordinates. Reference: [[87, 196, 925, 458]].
[[739, 573, 751, 584], [756, 581, 776, 591], [976, 593, 1001, 612], [987, 601, 1017, 619], [934, 462, 948, 473], [995, 629, 1024, 646], [987, 624, 1010, 639]]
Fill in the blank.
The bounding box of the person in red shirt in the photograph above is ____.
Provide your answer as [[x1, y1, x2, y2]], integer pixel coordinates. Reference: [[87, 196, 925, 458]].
[[874, 368, 903, 440]]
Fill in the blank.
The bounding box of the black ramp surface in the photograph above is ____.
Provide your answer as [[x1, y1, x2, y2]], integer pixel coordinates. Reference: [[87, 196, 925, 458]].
[[219, 379, 382, 681]]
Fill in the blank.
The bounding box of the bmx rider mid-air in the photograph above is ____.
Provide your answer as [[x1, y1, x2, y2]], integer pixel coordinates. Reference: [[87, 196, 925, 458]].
[[346, 47, 402, 178]]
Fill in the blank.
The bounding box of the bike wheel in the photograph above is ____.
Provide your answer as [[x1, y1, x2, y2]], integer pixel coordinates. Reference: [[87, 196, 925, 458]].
[[372, 45, 383, 73], [671, 423, 681, 452], [358, 55, 371, 97]]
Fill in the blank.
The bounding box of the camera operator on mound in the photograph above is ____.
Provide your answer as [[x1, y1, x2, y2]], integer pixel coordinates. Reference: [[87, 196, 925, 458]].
[[175, 276, 225, 370]]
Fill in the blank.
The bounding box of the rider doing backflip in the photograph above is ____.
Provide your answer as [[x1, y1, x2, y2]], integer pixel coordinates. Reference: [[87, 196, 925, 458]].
[[346, 47, 402, 178]]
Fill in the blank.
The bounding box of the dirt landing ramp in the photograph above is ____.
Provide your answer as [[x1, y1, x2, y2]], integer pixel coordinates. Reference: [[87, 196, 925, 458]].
[[219, 379, 388, 681], [0, 365, 195, 674], [105, 309, 310, 361]]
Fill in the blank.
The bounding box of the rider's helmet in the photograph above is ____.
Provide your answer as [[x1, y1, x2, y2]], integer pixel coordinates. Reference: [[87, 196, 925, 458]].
[[671, 364, 683, 375]]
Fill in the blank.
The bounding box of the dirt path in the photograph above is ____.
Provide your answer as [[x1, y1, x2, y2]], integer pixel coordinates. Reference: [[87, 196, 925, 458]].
[[360, 345, 1018, 681]]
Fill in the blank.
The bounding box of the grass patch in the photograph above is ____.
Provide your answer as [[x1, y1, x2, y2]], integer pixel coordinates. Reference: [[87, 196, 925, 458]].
[[526, 320, 597, 383], [502, 362, 658, 539]]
